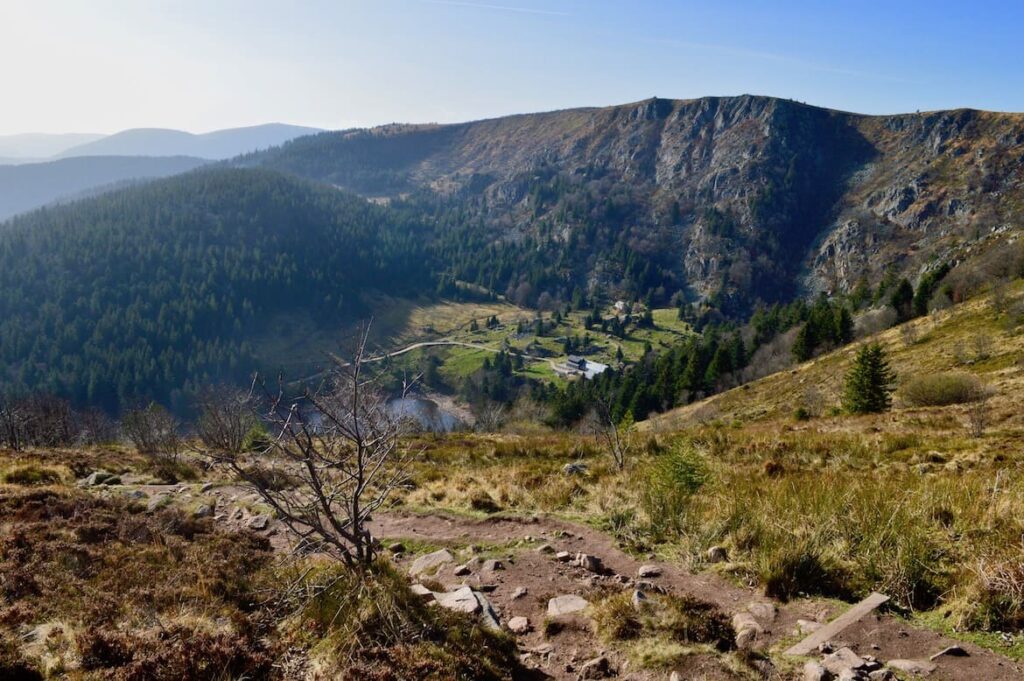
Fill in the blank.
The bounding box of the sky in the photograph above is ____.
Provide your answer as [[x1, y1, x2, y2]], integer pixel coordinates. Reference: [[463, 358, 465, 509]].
[[2, 0, 1024, 135]]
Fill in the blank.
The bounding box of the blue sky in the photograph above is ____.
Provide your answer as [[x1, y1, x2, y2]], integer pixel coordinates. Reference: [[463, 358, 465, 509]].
[[3, 0, 1023, 134]]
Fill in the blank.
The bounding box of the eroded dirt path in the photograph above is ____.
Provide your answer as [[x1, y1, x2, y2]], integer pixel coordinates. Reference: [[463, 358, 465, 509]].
[[126, 481, 1022, 680]]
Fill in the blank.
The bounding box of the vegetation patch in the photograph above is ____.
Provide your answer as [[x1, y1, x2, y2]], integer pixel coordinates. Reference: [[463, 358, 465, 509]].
[[901, 371, 987, 406]]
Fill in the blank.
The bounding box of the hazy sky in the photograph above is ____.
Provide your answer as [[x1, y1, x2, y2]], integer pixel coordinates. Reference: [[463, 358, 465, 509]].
[[3, 0, 1024, 135]]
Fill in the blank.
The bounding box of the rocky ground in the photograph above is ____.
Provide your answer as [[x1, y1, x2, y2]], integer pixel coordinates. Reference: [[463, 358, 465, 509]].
[[77, 471, 1024, 681]]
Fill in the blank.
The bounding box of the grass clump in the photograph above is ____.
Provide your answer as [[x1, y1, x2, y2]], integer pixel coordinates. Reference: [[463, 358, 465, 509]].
[[1, 463, 64, 486], [902, 371, 986, 407], [592, 590, 733, 669], [293, 561, 520, 680]]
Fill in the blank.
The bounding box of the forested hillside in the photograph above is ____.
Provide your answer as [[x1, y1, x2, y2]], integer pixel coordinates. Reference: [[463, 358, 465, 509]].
[[0, 168, 431, 411]]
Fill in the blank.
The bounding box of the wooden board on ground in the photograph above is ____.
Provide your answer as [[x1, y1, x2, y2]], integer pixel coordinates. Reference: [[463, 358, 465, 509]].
[[785, 592, 891, 656]]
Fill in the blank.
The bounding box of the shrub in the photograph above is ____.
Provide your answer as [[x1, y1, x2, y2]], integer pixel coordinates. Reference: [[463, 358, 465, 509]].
[[641, 444, 709, 540], [901, 372, 986, 407], [121, 402, 180, 459]]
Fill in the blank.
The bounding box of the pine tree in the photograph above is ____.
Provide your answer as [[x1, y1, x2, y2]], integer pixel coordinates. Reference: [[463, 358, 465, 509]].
[[890, 279, 915, 322], [842, 343, 896, 414]]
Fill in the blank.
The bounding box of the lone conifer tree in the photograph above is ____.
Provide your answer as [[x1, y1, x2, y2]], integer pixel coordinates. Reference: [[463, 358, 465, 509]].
[[843, 343, 896, 413]]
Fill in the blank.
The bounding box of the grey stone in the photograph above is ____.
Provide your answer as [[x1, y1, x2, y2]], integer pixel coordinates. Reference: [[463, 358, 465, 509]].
[[630, 589, 649, 611], [453, 564, 472, 576], [747, 601, 777, 622], [474, 591, 501, 630], [247, 514, 269, 530], [388, 542, 406, 554], [797, 619, 823, 635], [83, 471, 113, 486], [200, 482, 215, 493], [735, 626, 759, 650], [124, 489, 147, 500], [409, 548, 456, 577], [575, 553, 603, 573], [483, 559, 504, 571], [434, 586, 480, 614], [867, 670, 894, 681], [563, 462, 588, 475], [555, 550, 572, 562], [706, 545, 729, 563], [547, 594, 590, 617], [803, 661, 833, 681], [511, 586, 528, 600], [823, 648, 868, 674], [636, 564, 662, 578], [146, 495, 168, 512], [508, 616, 530, 634], [192, 504, 214, 518], [409, 584, 433, 599], [537, 543, 555, 554]]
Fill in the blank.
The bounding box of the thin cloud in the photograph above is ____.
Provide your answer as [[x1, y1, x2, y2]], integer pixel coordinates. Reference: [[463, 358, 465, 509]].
[[420, 0, 570, 17], [648, 37, 918, 85]]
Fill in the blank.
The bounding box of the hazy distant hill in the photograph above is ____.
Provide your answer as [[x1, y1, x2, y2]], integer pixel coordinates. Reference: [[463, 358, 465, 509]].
[[0, 132, 104, 161], [0, 155, 208, 221], [58, 123, 322, 160]]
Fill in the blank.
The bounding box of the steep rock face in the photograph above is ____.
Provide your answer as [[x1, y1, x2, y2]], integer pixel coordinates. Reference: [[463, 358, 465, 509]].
[[251, 97, 1024, 307]]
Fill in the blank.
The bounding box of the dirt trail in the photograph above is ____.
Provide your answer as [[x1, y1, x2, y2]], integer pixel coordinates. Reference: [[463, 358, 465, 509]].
[[133, 482, 1022, 680], [367, 510, 1022, 681]]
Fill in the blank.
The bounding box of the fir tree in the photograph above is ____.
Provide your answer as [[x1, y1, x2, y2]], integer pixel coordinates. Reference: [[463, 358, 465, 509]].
[[842, 343, 896, 414]]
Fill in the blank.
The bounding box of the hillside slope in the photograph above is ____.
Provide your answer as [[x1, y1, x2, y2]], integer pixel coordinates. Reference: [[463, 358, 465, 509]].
[[0, 168, 431, 410], [0, 155, 207, 221], [249, 96, 1024, 310], [644, 280, 1024, 430]]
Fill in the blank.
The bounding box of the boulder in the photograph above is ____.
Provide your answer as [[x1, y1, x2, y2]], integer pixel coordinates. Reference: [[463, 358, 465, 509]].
[[797, 619, 823, 635], [409, 548, 456, 578], [474, 591, 501, 631], [555, 551, 573, 562], [636, 564, 662, 578], [511, 586, 528, 600], [82, 471, 113, 486], [410, 584, 434, 599], [508, 616, 530, 634], [547, 594, 590, 617], [706, 545, 729, 563], [867, 670, 895, 680], [434, 586, 480, 614], [453, 564, 472, 576], [483, 559, 504, 571]]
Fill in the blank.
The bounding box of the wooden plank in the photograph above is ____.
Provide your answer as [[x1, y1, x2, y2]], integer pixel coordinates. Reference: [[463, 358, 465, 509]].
[[785, 592, 890, 656]]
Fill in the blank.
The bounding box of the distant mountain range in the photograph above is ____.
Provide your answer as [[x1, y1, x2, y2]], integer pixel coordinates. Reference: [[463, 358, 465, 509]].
[[0, 123, 323, 221], [0, 156, 209, 221]]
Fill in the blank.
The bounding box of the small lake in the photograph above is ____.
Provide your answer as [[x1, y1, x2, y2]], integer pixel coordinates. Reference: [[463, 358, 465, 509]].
[[387, 397, 463, 433]]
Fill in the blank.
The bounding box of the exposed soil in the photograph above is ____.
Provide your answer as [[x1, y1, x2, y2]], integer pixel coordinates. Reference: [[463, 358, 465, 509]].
[[133, 475, 1019, 681]]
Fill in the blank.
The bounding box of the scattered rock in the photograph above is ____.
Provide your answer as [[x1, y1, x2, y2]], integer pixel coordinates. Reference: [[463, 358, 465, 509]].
[[575, 553, 603, 573], [410, 584, 433, 599], [434, 586, 480, 614], [483, 559, 504, 571], [555, 551, 573, 562], [247, 514, 269, 530], [82, 471, 113, 486], [409, 548, 456, 578], [511, 586, 528, 600], [732, 612, 763, 650], [563, 462, 588, 476], [928, 645, 968, 661], [867, 670, 895, 681], [547, 594, 590, 617], [388, 542, 406, 554], [537, 543, 555, 554], [797, 619, 823, 635], [747, 601, 777, 623], [474, 591, 501, 631], [706, 545, 729, 563], [630, 589, 649, 611], [735, 626, 759, 650], [823, 648, 867, 675], [124, 489, 147, 501], [453, 564, 472, 577], [146, 495, 168, 512], [192, 504, 214, 518], [886, 659, 937, 675], [508, 616, 531, 634], [200, 482, 215, 493], [636, 564, 662, 578], [231, 507, 244, 520], [803, 661, 832, 681], [577, 655, 610, 679]]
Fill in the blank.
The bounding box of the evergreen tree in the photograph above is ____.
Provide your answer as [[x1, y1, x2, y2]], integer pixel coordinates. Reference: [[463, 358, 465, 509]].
[[890, 278, 915, 322], [842, 343, 896, 414]]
